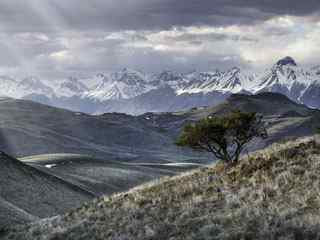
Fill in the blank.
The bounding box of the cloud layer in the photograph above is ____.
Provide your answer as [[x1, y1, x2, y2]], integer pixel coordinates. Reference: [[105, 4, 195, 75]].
[[0, 0, 319, 78]]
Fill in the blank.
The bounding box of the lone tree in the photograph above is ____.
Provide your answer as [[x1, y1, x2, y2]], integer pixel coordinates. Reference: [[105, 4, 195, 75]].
[[176, 111, 267, 164]]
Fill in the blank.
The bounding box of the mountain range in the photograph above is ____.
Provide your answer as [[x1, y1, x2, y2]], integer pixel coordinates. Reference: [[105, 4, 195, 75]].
[[0, 56, 319, 115]]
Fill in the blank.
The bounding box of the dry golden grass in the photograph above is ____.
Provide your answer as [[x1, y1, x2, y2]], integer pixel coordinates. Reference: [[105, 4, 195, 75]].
[[3, 135, 320, 240]]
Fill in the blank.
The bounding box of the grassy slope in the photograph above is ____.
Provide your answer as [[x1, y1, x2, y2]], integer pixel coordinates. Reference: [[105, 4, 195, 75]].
[[3, 136, 320, 240]]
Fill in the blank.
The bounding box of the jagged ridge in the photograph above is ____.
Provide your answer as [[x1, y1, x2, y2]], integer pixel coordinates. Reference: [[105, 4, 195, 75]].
[[0, 57, 319, 114]]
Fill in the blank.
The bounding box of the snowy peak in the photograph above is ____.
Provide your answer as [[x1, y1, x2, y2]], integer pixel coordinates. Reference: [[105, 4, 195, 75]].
[[151, 71, 190, 91], [157, 71, 184, 83], [311, 66, 320, 76], [112, 68, 146, 85], [19, 77, 44, 90], [276, 56, 297, 67], [0, 76, 19, 98], [254, 56, 316, 95], [17, 77, 54, 98], [220, 67, 242, 91], [58, 77, 89, 97], [177, 67, 253, 95], [228, 67, 241, 74], [272, 57, 301, 83], [84, 69, 151, 101]]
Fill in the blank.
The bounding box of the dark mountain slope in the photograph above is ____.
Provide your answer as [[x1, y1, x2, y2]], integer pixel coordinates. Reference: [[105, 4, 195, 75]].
[[0, 152, 93, 229], [0, 98, 189, 162], [214, 92, 315, 116], [0, 197, 38, 227], [138, 92, 320, 150], [0, 93, 318, 161], [196, 93, 320, 144]]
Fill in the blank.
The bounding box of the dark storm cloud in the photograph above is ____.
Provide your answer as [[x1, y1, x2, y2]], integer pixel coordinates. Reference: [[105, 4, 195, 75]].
[[0, 0, 319, 32], [233, 0, 320, 16], [55, 0, 320, 31]]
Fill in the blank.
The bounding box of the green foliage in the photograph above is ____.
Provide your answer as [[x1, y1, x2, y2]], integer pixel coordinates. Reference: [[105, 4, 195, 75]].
[[316, 127, 320, 134], [176, 111, 267, 163]]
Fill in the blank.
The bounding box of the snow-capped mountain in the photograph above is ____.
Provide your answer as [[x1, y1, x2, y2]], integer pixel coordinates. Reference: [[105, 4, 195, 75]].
[[252, 57, 313, 95], [56, 77, 89, 97], [18, 77, 55, 98], [84, 68, 153, 101], [176, 67, 257, 95], [0, 76, 19, 97], [0, 76, 55, 99], [249, 57, 320, 109], [149, 70, 190, 90], [0, 56, 319, 115], [175, 56, 318, 98]]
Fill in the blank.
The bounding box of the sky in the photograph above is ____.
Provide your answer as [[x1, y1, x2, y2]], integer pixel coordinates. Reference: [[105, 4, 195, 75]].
[[0, 0, 320, 79]]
